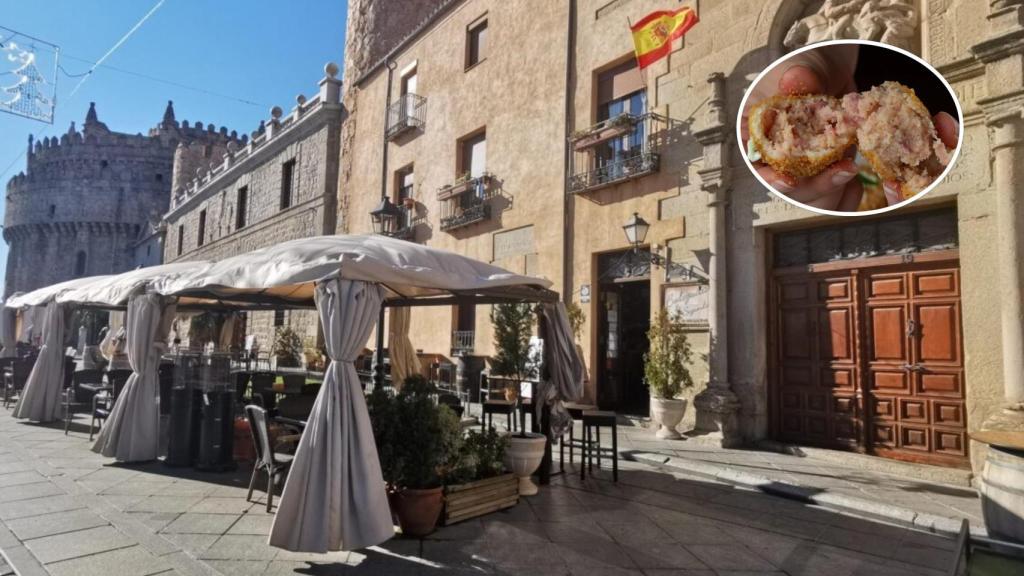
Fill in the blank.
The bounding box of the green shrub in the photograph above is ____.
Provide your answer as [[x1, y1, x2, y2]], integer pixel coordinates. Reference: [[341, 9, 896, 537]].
[[272, 327, 303, 368], [644, 309, 694, 399]]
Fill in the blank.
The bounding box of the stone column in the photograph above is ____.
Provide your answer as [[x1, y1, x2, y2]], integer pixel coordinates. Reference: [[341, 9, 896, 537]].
[[972, 0, 1024, 431], [692, 73, 741, 447]]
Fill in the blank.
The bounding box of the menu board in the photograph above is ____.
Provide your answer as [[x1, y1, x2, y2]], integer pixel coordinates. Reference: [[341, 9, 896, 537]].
[[663, 283, 710, 327]]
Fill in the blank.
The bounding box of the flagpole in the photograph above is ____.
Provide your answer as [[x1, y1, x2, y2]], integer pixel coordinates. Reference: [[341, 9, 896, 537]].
[[626, 16, 651, 112]]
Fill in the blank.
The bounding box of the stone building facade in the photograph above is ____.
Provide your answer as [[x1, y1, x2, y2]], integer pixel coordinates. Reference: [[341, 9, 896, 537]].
[[3, 101, 239, 297], [341, 0, 1024, 473], [162, 65, 344, 350]]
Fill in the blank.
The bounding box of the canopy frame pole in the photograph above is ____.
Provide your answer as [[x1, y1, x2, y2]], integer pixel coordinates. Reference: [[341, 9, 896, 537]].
[[537, 306, 552, 485], [372, 307, 386, 391]]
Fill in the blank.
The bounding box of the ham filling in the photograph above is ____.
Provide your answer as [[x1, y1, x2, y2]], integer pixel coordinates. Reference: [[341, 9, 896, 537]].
[[763, 96, 854, 157], [842, 82, 950, 191]]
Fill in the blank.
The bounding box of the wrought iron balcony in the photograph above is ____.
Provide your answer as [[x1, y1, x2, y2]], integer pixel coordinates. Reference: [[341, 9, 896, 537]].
[[569, 151, 660, 194], [451, 330, 475, 356], [569, 112, 665, 194], [438, 173, 495, 232], [387, 204, 418, 240], [386, 93, 426, 140]]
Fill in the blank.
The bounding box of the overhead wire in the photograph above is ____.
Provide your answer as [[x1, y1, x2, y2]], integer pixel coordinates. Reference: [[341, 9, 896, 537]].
[[0, 0, 167, 182]]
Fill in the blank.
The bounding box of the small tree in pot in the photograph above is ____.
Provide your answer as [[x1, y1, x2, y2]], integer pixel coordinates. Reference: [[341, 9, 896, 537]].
[[645, 309, 694, 439], [381, 375, 463, 537], [490, 303, 547, 495]]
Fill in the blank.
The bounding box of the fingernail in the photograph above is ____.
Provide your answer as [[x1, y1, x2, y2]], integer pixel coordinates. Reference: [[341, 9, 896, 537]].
[[832, 170, 856, 186]]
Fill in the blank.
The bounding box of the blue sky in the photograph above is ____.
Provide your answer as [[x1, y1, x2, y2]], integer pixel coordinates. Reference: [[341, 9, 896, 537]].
[[0, 0, 348, 289]]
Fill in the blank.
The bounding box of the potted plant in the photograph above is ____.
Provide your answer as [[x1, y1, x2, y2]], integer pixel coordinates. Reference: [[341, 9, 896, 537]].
[[572, 113, 638, 151], [272, 327, 303, 368], [645, 309, 695, 439], [385, 375, 462, 537], [441, 428, 518, 525], [490, 302, 547, 496]]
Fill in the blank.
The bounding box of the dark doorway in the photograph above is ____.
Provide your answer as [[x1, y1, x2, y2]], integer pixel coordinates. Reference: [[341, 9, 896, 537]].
[[596, 250, 651, 415]]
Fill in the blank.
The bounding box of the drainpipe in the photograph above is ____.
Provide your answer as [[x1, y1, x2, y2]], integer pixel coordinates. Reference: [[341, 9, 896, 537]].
[[373, 60, 397, 390], [562, 0, 577, 302]]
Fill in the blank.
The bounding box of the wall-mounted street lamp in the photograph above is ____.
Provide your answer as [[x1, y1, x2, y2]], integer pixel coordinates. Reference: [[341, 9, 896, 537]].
[[623, 212, 650, 251], [617, 211, 708, 283], [370, 196, 403, 236]]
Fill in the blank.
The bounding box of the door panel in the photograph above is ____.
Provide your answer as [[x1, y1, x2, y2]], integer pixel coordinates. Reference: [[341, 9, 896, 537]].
[[772, 259, 968, 468]]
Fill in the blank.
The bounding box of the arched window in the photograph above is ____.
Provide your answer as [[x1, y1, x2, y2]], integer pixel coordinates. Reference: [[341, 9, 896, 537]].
[[74, 251, 87, 277], [49, 205, 55, 218]]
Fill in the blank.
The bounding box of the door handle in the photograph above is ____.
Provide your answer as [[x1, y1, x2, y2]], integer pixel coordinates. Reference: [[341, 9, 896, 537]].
[[902, 363, 925, 373], [906, 319, 918, 338]]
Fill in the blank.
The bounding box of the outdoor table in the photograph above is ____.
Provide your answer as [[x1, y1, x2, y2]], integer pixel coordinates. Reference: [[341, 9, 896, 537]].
[[274, 415, 307, 430]]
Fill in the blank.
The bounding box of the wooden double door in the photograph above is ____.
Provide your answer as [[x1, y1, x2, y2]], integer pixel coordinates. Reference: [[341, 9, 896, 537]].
[[771, 251, 968, 467]]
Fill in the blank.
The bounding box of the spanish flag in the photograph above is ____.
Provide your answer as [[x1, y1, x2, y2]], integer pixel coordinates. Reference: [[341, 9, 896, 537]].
[[631, 6, 698, 69]]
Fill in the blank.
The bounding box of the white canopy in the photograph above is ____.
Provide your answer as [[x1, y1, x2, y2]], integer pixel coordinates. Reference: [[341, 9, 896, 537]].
[[151, 234, 557, 306], [6, 275, 115, 309], [6, 233, 573, 553], [58, 262, 212, 307]]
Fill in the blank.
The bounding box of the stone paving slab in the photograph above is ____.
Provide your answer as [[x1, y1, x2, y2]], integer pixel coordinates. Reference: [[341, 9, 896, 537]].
[[0, 406, 967, 575]]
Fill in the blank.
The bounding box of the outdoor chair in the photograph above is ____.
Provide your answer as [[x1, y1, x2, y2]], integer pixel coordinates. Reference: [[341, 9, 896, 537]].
[[250, 372, 277, 411], [437, 392, 464, 418], [64, 369, 104, 434], [280, 373, 305, 395], [3, 356, 35, 409], [233, 371, 251, 406], [245, 404, 299, 512], [158, 362, 174, 416], [580, 410, 618, 482], [89, 369, 132, 440], [560, 402, 597, 472], [61, 356, 76, 390]]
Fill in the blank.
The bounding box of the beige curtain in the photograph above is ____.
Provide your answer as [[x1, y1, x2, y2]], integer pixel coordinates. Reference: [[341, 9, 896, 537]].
[[218, 313, 235, 351], [93, 294, 176, 462], [13, 302, 65, 422], [269, 278, 393, 552], [387, 307, 420, 388]]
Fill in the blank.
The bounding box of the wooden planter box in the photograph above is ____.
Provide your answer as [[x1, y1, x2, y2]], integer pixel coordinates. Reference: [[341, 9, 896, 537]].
[[442, 472, 518, 525]]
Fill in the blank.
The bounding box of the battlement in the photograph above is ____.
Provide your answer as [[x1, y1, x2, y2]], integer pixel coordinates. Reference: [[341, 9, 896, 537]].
[[170, 63, 342, 210]]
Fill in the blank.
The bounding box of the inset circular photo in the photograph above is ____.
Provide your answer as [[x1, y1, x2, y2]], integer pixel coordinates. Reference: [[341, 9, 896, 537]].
[[738, 40, 963, 216]]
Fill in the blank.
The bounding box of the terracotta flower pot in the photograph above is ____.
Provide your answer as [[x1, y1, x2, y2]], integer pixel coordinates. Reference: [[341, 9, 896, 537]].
[[393, 486, 443, 537], [503, 433, 547, 496], [650, 396, 687, 439]]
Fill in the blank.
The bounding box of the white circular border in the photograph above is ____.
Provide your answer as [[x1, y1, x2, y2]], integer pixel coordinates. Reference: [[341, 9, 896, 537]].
[[736, 39, 965, 218]]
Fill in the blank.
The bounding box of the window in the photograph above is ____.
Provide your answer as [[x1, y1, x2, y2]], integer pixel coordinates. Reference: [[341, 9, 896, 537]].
[[100, 160, 109, 169], [466, 18, 488, 69], [177, 225, 184, 256], [49, 205, 55, 218], [146, 244, 151, 257], [274, 310, 285, 327], [460, 131, 487, 178], [198, 210, 207, 247], [401, 66, 418, 96], [74, 251, 87, 277], [236, 186, 248, 230], [155, 173, 163, 182], [595, 60, 646, 168], [280, 159, 296, 209], [395, 165, 415, 203]]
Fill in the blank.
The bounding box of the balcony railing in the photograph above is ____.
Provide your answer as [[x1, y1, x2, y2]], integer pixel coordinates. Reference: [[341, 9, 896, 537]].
[[451, 330, 475, 356], [386, 93, 426, 140], [438, 173, 495, 232], [569, 151, 660, 194], [387, 204, 418, 240], [569, 112, 665, 194]]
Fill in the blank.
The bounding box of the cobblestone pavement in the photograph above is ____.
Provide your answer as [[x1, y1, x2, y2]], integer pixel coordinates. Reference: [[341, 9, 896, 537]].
[[0, 408, 958, 575]]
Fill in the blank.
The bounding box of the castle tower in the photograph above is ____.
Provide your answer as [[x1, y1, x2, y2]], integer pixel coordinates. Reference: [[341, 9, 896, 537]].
[[3, 102, 238, 297]]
